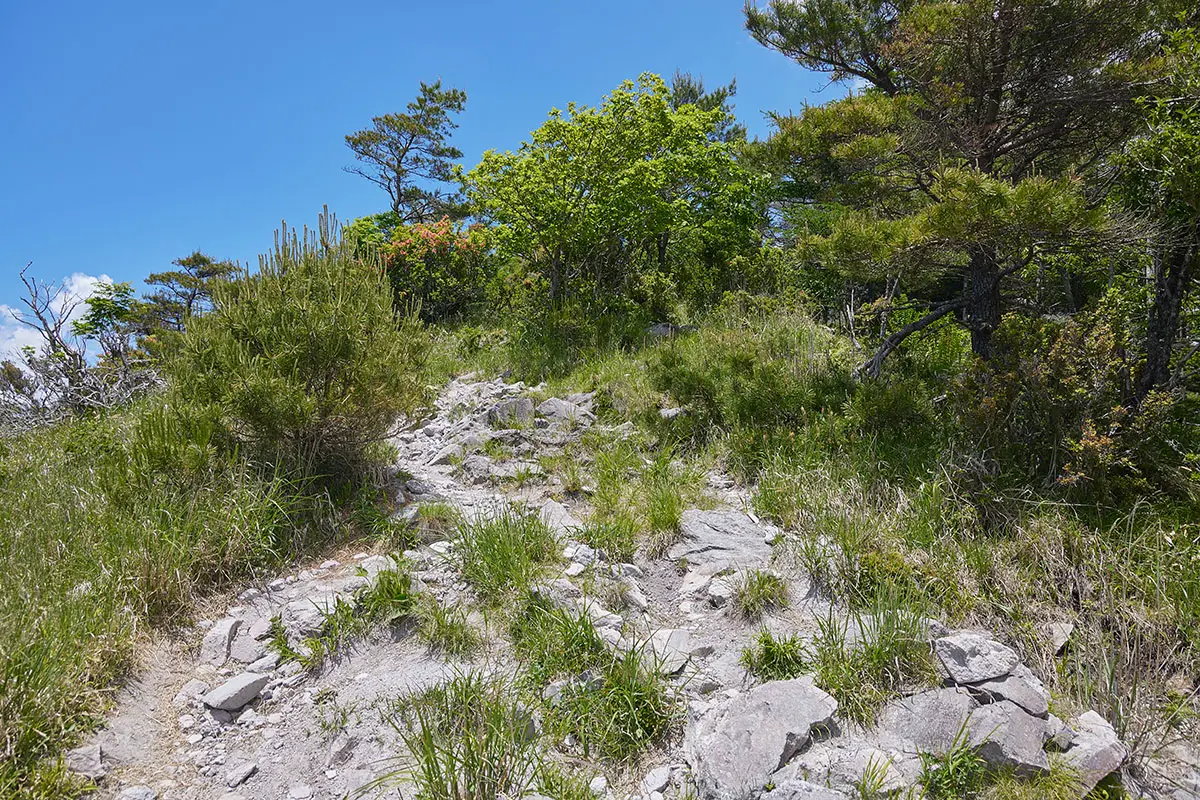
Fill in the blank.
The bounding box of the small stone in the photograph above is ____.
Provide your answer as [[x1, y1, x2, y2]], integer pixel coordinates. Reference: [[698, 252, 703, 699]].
[[225, 761, 257, 787], [202, 672, 270, 711], [64, 743, 105, 779], [116, 788, 157, 800], [178, 714, 196, 730], [173, 678, 209, 707], [288, 785, 314, 800], [199, 618, 242, 666], [186, 733, 203, 745], [326, 731, 356, 767], [429, 540, 454, 555], [319, 559, 340, 569], [248, 617, 273, 640], [641, 765, 671, 794], [565, 562, 586, 577], [1044, 621, 1075, 655], [622, 580, 649, 612], [247, 653, 279, 673], [934, 631, 1020, 684], [589, 775, 608, 796]]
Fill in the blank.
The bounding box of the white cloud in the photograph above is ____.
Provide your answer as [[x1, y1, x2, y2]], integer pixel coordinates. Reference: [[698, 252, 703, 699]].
[[0, 272, 113, 362]]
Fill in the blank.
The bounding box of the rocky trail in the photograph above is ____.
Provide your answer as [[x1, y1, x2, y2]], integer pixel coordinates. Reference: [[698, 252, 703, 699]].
[[68, 377, 1196, 800]]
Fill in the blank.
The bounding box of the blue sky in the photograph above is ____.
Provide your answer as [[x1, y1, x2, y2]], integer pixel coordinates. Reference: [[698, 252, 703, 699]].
[[0, 0, 829, 354]]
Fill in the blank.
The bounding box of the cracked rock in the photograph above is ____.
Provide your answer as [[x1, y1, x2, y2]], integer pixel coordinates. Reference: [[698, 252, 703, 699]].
[[934, 631, 1020, 684]]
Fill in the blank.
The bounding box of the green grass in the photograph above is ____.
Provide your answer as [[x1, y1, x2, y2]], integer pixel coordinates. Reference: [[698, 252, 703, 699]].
[[919, 728, 986, 799], [732, 570, 789, 620], [0, 407, 316, 798], [507, 592, 609, 686], [383, 672, 543, 800], [544, 644, 681, 762], [417, 597, 481, 658], [807, 596, 937, 727], [454, 508, 560, 603], [272, 565, 419, 670], [577, 515, 639, 563], [415, 501, 464, 543], [739, 630, 809, 682]]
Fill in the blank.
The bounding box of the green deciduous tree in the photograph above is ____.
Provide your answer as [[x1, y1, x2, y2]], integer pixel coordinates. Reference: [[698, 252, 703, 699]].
[[467, 72, 762, 307], [345, 81, 467, 223]]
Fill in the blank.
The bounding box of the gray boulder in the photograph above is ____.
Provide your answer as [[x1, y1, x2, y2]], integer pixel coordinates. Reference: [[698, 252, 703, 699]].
[[875, 687, 978, 755], [541, 499, 582, 534], [778, 742, 914, 795], [537, 397, 595, 424], [1063, 711, 1127, 794], [970, 665, 1050, 718], [685, 677, 838, 800], [668, 510, 776, 570], [934, 632, 1020, 684], [487, 397, 534, 426], [645, 629, 692, 675], [202, 672, 270, 711], [967, 700, 1050, 776]]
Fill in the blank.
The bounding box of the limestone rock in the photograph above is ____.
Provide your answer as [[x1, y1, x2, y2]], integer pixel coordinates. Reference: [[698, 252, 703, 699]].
[[1063, 711, 1127, 794], [967, 700, 1050, 776], [64, 743, 105, 780], [487, 397, 533, 427], [970, 665, 1050, 718], [646, 629, 692, 674], [199, 617, 241, 665], [202, 672, 270, 712], [781, 742, 914, 796], [668, 510, 775, 570], [537, 397, 595, 424], [642, 765, 671, 794], [760, 780, 850, 800], [934, 632, 1020, 684], [427, 443, 464, 466], [542, 499, 582, 534], [875, 688, 978, 755], [117, 788, 157, 800], [684, 677, 838, 800], [225, 761, 257, 787]]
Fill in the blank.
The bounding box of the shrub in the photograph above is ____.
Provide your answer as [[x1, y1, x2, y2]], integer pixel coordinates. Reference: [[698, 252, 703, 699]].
[[167, 208, 430, 482]]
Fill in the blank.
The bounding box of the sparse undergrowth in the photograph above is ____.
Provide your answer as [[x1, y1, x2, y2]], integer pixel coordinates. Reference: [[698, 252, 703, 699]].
[[732, 569, 789, 620]]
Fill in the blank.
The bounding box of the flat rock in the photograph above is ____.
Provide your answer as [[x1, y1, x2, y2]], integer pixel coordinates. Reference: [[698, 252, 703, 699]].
[[64, 743, 105, 779], [227, 627, 267, 663], [225, 761, 257, 787], [760, 780, 850, 800], [1063, 711, 1127, 793], [967, 700, 1050, 776], [427, 443, 464, 466], [934, 631, 1020, 684], [202, 672, 270, 712], [668, 510, 775, 570], [642, 765, 672, 794], [646, 629, 692, 674], [117, 788, 157, 800], [875, 687, 978, 755], [537, 397, 595, 423], [684, 677, 838, 800], [487, 397, 533, 427], [970, 665, 1049, 718], [542, 499, 582, 534], [199, 617, 241, 665]]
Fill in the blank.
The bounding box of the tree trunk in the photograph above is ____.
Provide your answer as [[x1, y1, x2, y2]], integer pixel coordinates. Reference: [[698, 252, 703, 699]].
[[964, 247, 1002, 359], [1138, 234, 1197, 400]]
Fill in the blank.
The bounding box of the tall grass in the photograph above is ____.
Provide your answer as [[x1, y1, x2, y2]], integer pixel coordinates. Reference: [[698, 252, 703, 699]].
[[0, 406, 308, 797]]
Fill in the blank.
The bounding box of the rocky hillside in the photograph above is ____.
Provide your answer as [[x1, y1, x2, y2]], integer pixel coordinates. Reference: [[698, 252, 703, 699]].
[[66, 377, 1196, 800]]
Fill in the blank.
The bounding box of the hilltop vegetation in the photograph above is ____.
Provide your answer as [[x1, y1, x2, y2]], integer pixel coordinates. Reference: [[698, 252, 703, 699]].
[[2, 2, 1199, 799]]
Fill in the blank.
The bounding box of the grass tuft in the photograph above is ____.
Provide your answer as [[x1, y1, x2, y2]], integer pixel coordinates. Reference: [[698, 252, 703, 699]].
[[732, 570, 789, 620], [454, 508, 559, 603]]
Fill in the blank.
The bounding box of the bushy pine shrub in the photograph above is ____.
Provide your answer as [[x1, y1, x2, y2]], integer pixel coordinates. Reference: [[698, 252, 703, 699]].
[[168, 209, 430, 481]]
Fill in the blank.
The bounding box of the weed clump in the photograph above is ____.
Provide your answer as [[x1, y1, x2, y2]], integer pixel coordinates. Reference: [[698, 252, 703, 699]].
[[739, 630, 809, 682], [732, 570, 789, 620], [454, 508, 559, 603]]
